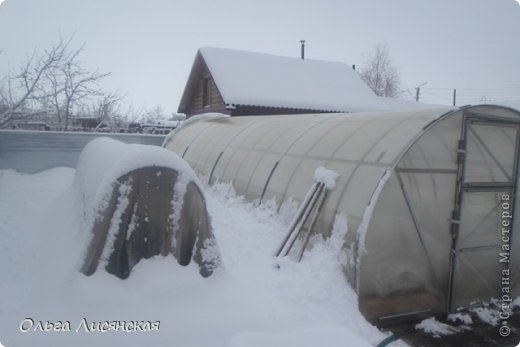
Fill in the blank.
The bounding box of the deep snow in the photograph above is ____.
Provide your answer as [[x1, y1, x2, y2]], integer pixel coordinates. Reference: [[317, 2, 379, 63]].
[[0, 167, 398, 347]]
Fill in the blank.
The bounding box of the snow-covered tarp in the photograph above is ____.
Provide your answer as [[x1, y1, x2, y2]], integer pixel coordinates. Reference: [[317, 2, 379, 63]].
[[74, 137, 199, 215], [72, 137, 220, 278]]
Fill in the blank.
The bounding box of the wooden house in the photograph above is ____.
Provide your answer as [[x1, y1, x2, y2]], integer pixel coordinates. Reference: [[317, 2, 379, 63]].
[[177, 47, 379, 117]]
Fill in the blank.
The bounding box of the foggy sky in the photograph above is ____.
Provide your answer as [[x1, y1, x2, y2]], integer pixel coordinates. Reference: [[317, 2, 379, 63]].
[[0, 0, 519, 114]]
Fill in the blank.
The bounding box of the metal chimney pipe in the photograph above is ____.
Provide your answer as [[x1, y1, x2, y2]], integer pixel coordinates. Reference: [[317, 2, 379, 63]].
[[300, 40, 306, 59]]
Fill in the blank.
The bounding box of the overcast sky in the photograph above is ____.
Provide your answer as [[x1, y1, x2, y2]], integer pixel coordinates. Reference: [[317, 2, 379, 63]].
[[0, 0, 519, 114]]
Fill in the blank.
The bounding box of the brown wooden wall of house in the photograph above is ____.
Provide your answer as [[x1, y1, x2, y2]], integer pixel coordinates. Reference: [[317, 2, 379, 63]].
[[185, 63, 225, 116], [180, 52, 339, 118]]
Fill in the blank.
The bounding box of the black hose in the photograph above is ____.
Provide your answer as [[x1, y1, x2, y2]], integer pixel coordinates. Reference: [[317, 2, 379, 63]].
[[376, 327, 415, 347]]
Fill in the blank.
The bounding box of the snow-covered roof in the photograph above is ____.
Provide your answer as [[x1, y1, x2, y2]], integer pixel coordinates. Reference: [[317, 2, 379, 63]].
[[179, 47, 441, 114], [198, 47, 377, 112]]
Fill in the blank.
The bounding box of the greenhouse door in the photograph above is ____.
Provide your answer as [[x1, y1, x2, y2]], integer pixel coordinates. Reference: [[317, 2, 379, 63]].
[[448, 116, 519, 311]]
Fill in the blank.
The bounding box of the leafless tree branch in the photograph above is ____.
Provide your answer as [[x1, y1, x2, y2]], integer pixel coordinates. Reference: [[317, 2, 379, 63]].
[[359, 43, 402, 98], [0, 36, 121, 130]]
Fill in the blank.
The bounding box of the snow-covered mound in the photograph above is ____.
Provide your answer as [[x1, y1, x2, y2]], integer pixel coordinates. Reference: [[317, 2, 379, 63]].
[[0, 168, 396, 347], [71, 137, 220, 279], [73, 137, 199, 220]]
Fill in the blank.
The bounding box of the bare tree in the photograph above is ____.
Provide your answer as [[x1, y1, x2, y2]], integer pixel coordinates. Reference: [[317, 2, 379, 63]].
[[359, 44, 402, 98], [143, 106, 166, 123], [0, 82, 8, 111], [38, 42, 111, 130], [94, 92, 124, 120], [0, 39, 71, 127], [0, 37, 117, 130], [121, 103, 145, 124], [89, 91, 125, 131]]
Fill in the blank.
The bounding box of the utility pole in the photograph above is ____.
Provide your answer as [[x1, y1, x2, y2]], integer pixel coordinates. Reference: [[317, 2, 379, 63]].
[[415, 82, 428, 102], [300, 40, 306, 60], [453, 89, 457, 106]]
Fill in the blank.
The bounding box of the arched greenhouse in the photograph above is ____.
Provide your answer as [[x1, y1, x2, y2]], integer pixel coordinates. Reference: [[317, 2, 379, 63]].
[[163, 105, 520, 324]]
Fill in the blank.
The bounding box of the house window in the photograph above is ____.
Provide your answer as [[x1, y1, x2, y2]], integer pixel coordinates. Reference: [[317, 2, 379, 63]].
[[202, 78, 211, 107]]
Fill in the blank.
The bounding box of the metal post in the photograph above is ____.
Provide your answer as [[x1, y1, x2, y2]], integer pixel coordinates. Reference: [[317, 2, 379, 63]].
[[453, 89, 457, 106], [300, 40, 306, 60], [415, 82, 428, 102]]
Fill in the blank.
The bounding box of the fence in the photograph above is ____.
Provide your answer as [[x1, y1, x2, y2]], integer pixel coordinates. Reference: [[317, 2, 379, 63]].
[[0, 130, 165, 174]]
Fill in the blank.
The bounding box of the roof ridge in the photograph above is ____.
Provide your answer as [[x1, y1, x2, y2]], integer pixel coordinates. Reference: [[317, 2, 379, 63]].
[[199, 46, 350, 66]]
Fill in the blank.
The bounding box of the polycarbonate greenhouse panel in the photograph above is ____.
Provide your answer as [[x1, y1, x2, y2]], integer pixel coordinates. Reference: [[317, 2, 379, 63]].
[[451, 248, 503, 310], [359, 170, 446, 319], [464, 123, 517, 183], [164, 105, 520, 323]]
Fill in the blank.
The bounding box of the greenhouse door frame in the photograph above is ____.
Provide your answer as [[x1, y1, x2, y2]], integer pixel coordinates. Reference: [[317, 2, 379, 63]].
[[447, 112, 520, 313]]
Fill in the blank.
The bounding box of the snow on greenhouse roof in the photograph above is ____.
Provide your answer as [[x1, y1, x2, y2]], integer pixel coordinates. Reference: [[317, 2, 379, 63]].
[[199, 47, 378, 112]]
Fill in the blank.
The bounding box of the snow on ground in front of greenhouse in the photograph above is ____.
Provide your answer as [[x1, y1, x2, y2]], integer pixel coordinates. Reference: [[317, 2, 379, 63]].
[[0, 167, 406, 347]]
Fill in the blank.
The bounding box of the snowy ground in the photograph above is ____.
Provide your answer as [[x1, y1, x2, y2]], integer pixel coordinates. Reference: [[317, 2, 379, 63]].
[[0, 167, 398, 347]]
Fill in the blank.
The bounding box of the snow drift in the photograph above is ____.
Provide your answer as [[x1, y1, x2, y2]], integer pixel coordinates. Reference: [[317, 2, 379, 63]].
[[0, 168, 391, 347]]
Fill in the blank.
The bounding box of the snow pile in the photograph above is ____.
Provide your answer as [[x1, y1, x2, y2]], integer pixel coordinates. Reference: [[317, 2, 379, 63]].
[[470, 306, 501, 326], [0, 168, 391, 347], [205, 181, 391, 345], [314, 166, 339, 190], [0, 168, 76, 319], [415, 317, 459, 338], [447, 313, 473, 325]]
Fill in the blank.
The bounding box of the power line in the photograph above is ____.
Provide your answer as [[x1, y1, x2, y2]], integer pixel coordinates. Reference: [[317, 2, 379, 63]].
[[421, 86, 520, 91], [408, 86, 520, 106]]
